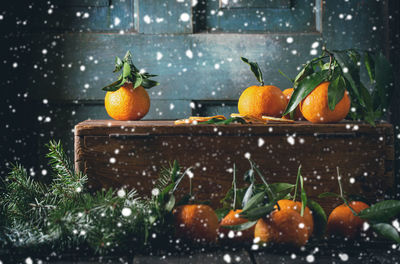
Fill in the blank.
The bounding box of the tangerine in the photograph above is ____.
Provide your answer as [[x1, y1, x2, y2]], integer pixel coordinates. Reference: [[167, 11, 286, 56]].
[[276, 199, 314, 237], [104, 83, 150, 121], [172, 204, 219, 243], [254, 207, 310, 247], [327, 201, 369, 238], [300, 82, 350, 123], [238, 85, 287, 118], [219, 209, 254, 242]]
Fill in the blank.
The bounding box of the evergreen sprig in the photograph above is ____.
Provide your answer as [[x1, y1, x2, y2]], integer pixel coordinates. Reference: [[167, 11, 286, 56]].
[[0, 140, 176, 257]]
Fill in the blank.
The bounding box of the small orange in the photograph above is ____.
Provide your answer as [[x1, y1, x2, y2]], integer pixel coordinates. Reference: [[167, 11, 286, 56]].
[[219, 209, 255, 242], [172, 204, 219, 243], [254, 209, 310, 247], [327, 201, 369, 238], [276, 199, 314, 237], [300, 82, 350, 123], [282, 88, 303, 120], [238, 85, 287, 118], [104, 83, 150, 121]]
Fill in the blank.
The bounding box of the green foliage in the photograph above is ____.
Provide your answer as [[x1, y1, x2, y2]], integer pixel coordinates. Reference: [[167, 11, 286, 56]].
[[241, 57, 264, 85], [0, 140, 176, 256], [282, 48, 394, 125], [102, 51, 159, 91]]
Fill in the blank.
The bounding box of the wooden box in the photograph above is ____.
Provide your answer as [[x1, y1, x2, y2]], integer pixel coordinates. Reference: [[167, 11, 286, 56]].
[[75, 120, 394, 212]]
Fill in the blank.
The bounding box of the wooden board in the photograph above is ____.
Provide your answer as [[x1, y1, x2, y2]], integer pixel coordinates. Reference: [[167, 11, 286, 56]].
[[75, 120, 394, 213]]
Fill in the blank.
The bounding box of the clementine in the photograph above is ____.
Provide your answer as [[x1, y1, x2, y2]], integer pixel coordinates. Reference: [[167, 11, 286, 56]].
[[172, 204, 219, 243], [327, 201, 369, 238], [300, 82, 350, 123], [219, 209, 255, 242], [254, 209, 310, 247], [104, 83, 150, 121], [276, 199, 314, 237], [238, 85, 287, 118]]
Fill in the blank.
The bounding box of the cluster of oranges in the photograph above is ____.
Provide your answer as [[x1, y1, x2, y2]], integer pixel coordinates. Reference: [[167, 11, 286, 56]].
[[172, 199, 369, 247], [238, 82, 351, 124]]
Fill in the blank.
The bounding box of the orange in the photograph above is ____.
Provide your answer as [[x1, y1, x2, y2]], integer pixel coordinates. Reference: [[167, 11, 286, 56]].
[[300, 82, 350, 123], [238, 85, 287, 118], [104, 83, 150, 121], [254, 209, 310, 247], [282, 88, 303, 120], [219, 209, 255, 242], [327, 201, 369, 238], [276, 199, 314, 237], [172, 204, 219, 243]]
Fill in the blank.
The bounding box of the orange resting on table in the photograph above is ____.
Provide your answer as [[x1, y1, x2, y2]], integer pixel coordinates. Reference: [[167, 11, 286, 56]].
[[104, 83, 150, 121], [300, 82, 351, 123], [219, 209, 255, 242]]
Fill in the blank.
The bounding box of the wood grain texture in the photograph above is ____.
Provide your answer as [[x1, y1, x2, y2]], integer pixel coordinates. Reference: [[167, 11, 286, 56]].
[[75, 120, 394, 213]]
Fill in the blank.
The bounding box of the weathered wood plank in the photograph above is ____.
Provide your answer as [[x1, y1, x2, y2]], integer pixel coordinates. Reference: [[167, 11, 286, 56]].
[[138, 0, 192, 34], [75, 120, 394, 213]]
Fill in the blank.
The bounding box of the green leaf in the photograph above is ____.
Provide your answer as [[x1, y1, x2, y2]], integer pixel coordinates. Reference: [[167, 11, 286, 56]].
[[328, 75, 346, 111], [241, 57, 264, 85], [307, 199, 327, 238], [101, 76, 127, 92], [294, 62, 314, 84], [123, 50, 133, 63], [283, 70, 329, 116], [133, 72, 143, 89], [141, 79, 160, 89], [372, 223, 400, 243], [333, 50, 365, 108], [122, 62, 131, 79], [300, 175, 307, 217], [358, 200, 400, 222], [240, 202, 276, 221], [318, 192, 341, 198], [113, 56, 123, 73], [242, 190, 265, 212], [269, 183, 294, 197], [364, 52, 375, 83], [242, 183, 254, 209], [220, 220, 257, 231], [165, 195, 175, 212]]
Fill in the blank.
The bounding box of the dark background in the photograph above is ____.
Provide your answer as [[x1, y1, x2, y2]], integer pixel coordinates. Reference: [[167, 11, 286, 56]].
[[0, 0, 399, 195]]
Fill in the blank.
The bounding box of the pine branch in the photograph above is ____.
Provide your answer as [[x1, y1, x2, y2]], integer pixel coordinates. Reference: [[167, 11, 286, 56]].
[[46, 140, 87, 197]]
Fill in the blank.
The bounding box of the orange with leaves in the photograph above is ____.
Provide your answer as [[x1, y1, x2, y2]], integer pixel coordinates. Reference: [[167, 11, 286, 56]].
[[300, 82, 351, 123], [102, 51, 159, 121], [105, 84, 150, 121], [275, 199, 314, 237], [327, 201, 369, 238], [254, 208, 310, 247], [219, 209, 255, 242], [172, 204, 219, 243], [238, 57, 286, 118]]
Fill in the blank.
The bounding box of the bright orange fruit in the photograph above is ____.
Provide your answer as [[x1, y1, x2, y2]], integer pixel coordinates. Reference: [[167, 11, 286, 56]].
[[104, 83, 150, 121], [300, 82, 350, 123], [327, 201, 369, 238], [172, 204, 219, 243], [254, 209, 310, 247], [238, 85, 287, 118], [219, 209, 255, 242], [276, 199, 314, 237]]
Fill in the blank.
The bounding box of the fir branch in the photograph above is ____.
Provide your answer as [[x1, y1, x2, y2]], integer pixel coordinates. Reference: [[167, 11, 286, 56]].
[[46, 140, 87, 197]]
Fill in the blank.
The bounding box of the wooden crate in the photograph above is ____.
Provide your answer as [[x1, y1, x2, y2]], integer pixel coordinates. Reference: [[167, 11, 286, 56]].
[[75, 120, 394, 212]]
